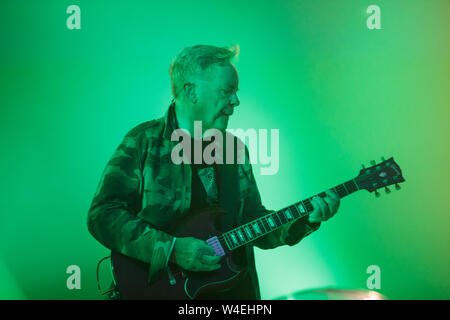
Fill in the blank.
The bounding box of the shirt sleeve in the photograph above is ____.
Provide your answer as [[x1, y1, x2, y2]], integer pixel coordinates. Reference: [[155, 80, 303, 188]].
[[238, 147, 320, 250], [87, 130, 174, 283]]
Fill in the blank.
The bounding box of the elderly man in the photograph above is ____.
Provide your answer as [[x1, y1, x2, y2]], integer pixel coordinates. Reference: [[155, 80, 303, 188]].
[[87, 44, 340, 299]]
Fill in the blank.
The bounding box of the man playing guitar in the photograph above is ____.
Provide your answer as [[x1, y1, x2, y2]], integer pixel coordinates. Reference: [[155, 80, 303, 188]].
[[87, 44, 340, 299]]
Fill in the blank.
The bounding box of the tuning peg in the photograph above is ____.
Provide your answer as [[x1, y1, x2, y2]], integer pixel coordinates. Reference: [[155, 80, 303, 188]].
[[381, 156, 386, 161], [395, 183, 401, 190], [361, 164, 366, 169], [370, 160, 376, 166], [385, 186, 391, 194], [374, 190, 381, 197]]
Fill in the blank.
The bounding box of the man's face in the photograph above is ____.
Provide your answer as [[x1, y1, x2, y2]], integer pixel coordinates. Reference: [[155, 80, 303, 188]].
[[190, 62, 240, 132]]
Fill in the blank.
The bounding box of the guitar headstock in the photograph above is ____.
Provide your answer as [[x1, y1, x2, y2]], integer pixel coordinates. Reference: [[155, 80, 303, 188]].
[[355, 157, 405, 196]]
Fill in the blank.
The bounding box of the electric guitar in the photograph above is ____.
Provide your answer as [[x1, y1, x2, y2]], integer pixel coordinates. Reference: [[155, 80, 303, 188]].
[[110, 156, 405, 299]]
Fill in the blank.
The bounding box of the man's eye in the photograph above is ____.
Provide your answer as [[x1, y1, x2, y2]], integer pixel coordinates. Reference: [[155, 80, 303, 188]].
[[220, 88, 237, 96]]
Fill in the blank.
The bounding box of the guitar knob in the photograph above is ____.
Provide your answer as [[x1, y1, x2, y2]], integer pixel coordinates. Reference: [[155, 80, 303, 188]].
[[395, 183, 401, 190], [374, 190, 381, 197], [381, 156, 386, 161], [385, 187, 391, 194], [370, 160, 376, 166], [361, 164, 366, 169]]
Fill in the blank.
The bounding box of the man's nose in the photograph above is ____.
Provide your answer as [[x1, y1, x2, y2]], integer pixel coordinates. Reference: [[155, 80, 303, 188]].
[[229, 93, 240, 107]]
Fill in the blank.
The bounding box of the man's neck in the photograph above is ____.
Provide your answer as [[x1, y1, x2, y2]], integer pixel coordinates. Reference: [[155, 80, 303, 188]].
[[174, 100, 196, 136], [173, 100, 226, 139]]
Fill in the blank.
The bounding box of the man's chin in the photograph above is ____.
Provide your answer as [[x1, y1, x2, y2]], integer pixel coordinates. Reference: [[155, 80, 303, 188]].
[[210, 117, 229, 132]]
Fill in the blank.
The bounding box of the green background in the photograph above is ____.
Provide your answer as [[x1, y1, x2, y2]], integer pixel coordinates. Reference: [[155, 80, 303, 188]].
[[1, 0, 449, 299]]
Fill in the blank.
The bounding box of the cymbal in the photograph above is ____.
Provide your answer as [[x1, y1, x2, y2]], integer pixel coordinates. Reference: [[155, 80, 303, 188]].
[[275, 288, 386, 300]]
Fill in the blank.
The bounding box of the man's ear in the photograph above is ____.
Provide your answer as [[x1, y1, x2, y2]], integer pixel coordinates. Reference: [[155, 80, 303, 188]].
[[183, 83, 197, 104]]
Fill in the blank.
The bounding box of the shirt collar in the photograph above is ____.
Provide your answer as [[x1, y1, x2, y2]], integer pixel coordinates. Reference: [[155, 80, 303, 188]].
[[162, 99, 179, 140]]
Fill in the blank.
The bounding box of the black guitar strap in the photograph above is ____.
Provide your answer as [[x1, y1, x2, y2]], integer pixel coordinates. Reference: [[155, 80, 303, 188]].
[[216, 135, 249, 267]]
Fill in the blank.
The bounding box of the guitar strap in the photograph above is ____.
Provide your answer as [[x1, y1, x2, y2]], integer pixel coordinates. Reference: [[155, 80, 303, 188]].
[[216, 136, 249, 267], [216, 164, 238, 231]]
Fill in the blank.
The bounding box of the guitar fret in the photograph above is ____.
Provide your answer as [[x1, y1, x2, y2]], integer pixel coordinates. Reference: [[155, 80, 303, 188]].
[[262, 219, 269, 232], [282, 210, 289, 223], [256, 218, 269, 233], [225, 231, 234, 248], [273, 213, 283, 226], [332, 186, 339, 196], [242, 227, 250, 243], [304, 199, 314, 212], [345, 180, 358, 193], [335, 185, 346, 198], [342, 182, 349, 194], [297, 202, 306, 215], [284, 208, 294, 220], [352, 179, 360, 191], [253, 221, 262, 235], [244, 226, 253, 239], [236, 229, 245, 242], [277, 211, 286, 225], [290, 205, 300, 219], [230, 232, 240, 246], [267, 216, 276, 228], [282, 210, 288, 223], [223, 233, 232, 250]]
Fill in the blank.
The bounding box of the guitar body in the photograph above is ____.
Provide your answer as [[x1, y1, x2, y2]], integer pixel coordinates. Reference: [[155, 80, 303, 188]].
[[111, 207, 247, 300]]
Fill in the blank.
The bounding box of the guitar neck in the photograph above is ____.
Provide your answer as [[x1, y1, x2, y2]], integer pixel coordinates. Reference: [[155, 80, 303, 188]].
[[221, 178, 360, 251]]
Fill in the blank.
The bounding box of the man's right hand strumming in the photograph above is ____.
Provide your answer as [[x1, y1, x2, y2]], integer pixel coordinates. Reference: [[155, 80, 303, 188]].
[[169, 237, 222, 272]]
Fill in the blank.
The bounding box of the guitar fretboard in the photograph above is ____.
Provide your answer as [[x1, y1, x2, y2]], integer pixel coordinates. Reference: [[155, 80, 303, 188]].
[[221, 179, 359, 251]]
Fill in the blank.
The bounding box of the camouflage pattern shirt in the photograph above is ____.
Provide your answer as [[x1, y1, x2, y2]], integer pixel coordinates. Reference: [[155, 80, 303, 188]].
[[87, 102, 320, 287]]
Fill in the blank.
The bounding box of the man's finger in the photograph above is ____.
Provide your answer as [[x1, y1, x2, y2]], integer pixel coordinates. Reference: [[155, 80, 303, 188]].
[[317, 196, 330, 218], [312, 196, 325, 214], [326, 189, 340, 201], [201, 255, 222, 265], [325, 191, 340, 213], [310, 197, 320, 214], [195, 262, 221, 271], [199, 243, 216, 256], [202, 263, 221, 271], [325, 196, 339, 210]]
